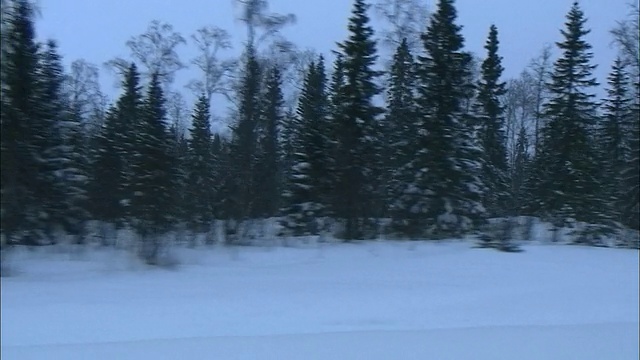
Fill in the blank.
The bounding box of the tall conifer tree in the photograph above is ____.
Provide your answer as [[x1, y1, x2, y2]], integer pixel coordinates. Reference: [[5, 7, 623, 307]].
[[89, 64, 142, 230], [186, 95, 215, 233], [530, 2, 604, 241], [131, 72, 176, 262], [599, 58, 633, 225], [254, 66, 284, 218], [476, 25, 508, 217], [281, 57, 330, 236], [326, 55, 347, 220], [40, 40, 89, 241], [622, 77, 639, 231], [406, 0, 485, 237], [224, 45, 262, 241], [334, 0, 383, 240], [385, 39, 421, 236], [1, 0, 48, 244]]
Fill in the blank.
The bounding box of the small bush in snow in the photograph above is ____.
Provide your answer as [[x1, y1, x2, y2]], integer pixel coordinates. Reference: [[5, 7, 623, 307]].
[[477, 218, 523, 252]]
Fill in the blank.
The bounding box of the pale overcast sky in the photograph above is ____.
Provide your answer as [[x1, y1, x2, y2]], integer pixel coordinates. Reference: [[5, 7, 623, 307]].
[[35, 0, 630, 104]]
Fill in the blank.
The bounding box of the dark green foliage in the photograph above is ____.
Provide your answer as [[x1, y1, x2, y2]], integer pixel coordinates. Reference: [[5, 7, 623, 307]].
[[186, 95, 215, 232], [305, 58, 332, 217], [223, 45, 262, 240], [622, 79, 639, 230], [217, 136, 236, 224], [325, 55, 347, 219], [210, 133, 224, 220], [510, 124, 530, 216], [333, 0, 383, 240], [402, 0, 485, 238], [115, 66, 145, 225], [477, 218, 522, 252], [3, 0, 637, 253], [39, 40, 89, 241], [130, 72, 176, 261], [279, 106, 297, 190], [598, 58, 633, 226], [131, 72, 175, 231], [384, 39, 421, 236], [62, 97, 92, 243], [88, 108, 123, 226], [476, 25, 509, 218], [254, 66, 283, 218], [34, 41, 67, 230], [1, 0, 51, 244], [168, 123, 190, 230], [89, 64, 142, 228], [528, 2, 607, 242], [281, 57, 331, 236], [1, 3, 89, 245]]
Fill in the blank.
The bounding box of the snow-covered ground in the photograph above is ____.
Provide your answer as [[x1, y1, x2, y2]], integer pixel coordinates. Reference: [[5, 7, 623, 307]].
[[2, 240, 638, 359]]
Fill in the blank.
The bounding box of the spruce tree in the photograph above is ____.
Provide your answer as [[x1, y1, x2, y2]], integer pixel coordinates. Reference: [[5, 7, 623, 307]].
[[622, 78, 639, 231], [510, 124, 530, 216], [531, 2, 604, 242], [31, 39, 69, 241], [384, 39, 421, 236], [281, 57, 331, 236], [326, 54, 347, 220], [88, 107, 120, 231], [254, 66, 283, 218], [279, 106, 297, 191], [306, 58, 331, 216], [280, 61, 317, 236], [168, 122, 190, 243], [217, 135, 236, 227], [475, 25, 508, 218], [89, 64, 142, 231], [116, 65, 144, 225], [62, 81, 92, 244], [334, 0, 383, 240], [130, 72, 176, 263], [186, 95, 215, 234], [1, 0, 46, 244], [225, 45, 262, 241], [39, 40, 89, 242], [210, 132, 223, 220], [599, 58, 632, 226], [407, 0, 485, 238]]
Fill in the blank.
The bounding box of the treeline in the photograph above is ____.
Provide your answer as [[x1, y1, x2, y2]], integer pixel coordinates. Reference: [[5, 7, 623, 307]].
[[1, 0, 638, 263]]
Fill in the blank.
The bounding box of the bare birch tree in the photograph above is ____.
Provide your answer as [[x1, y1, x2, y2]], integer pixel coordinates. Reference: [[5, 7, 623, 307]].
[[611, 1, 639, 95], [503, 71, 536, 167], [105, 20, 186, 87], [233, 0, 296, 50], [527, 44, 553, 153], [188, 26, 237, 105], [374, 0, 429, 53], [65, 59, 107, 127]]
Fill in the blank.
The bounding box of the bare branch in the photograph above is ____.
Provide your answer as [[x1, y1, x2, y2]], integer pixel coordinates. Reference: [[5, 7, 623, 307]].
[[503, 71, 537, 168], [188, 26, 237, 105], [610, 2, 639, 91], [166, 91, 189, 138], [374, 0, 430, 52], [64, 59, 108, 134], [107, 20, 186, 87], [527, 44, 554, 153], [233, 0, 296, 49], [102, 57, 131, 89]]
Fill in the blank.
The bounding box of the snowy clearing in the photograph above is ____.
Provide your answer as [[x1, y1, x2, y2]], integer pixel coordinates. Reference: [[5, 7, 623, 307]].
[[2, 241, 638, 359]]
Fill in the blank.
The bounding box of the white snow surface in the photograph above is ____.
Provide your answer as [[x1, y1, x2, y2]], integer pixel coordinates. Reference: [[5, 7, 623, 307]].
[[2, 240, 638, 359]]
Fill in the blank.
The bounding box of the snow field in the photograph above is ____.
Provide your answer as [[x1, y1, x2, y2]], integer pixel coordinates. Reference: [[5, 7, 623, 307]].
[[2, 240, 638, 359]]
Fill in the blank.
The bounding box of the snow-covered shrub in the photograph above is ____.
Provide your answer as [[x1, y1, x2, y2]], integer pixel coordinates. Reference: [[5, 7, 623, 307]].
[[477, 218, 522, 252]]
